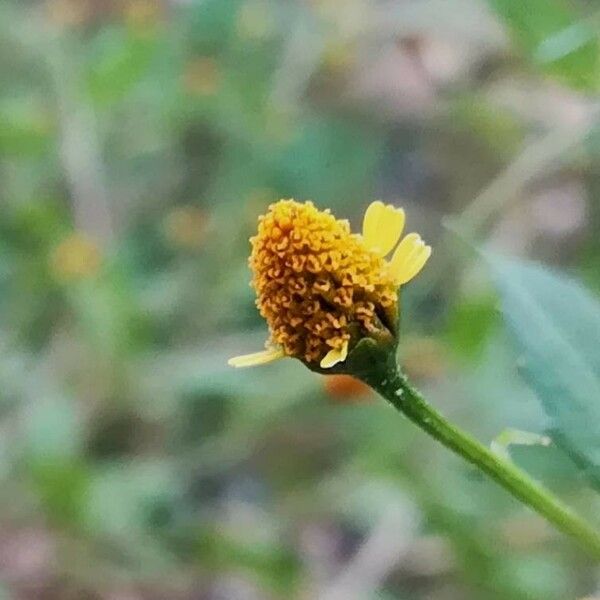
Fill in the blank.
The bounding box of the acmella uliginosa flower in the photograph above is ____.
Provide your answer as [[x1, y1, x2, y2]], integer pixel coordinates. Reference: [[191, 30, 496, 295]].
[[229, 199, 431, 375]]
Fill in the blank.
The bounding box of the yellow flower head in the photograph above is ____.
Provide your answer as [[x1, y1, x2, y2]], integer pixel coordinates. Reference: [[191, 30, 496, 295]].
[[229, 199, 431, 370], [50, 233, 102, 281]]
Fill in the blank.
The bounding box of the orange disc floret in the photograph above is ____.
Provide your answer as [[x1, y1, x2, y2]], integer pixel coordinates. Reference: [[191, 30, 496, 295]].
[[250, 200, 398, 365]]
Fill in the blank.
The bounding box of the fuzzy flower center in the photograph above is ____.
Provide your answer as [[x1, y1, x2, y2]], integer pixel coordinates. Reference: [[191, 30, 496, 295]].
[[250, 200, 398, 365]]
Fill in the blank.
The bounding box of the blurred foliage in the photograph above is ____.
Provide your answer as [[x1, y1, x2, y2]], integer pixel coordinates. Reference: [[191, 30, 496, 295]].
[[0, 0, 599, 598], [488, 0, 600, 90]]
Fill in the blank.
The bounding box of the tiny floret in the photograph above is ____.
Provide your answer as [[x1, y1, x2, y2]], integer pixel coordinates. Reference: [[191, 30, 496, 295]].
[[228, 199, 431, 370]]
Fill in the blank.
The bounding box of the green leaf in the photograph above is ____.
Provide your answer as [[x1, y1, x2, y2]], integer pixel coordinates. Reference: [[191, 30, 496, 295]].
[[487, 0, 600, 90], [489, 255, 600, 487]]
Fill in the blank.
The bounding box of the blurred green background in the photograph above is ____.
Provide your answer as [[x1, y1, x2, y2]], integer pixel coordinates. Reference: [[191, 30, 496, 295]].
[[1, 0, 600, 598]]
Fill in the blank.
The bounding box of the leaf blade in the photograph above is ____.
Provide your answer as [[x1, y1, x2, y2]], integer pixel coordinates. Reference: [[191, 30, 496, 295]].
[[489, 255, 600, 480]]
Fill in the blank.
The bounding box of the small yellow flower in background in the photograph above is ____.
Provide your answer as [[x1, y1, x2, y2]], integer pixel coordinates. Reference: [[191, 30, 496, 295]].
[[164, 206, 207, 251], [182, 57, 221, 97], [50, 233, 101, 281], [229, 199, 431, 370], [122, 0, 163, 31], [321, 41, 357, 74]]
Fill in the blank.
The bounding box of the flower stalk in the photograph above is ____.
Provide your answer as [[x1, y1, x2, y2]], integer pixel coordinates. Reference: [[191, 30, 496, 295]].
[[229, 198, 600, 559], [365, 363, 600, 559]]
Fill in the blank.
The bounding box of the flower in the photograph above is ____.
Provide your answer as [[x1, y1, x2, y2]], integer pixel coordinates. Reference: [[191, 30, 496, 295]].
[[229, 199, 431, 370], [50, 233, 102, 281]]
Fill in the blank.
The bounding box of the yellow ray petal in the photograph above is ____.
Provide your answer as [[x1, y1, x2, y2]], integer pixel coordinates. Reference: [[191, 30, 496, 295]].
[[389, 233, 421, 271], [362, 201, 405, 257], [228, 347, 285, 368], [396, 245, 431, 285], [320, 339, 349, 369], [389, 233, 431, 285]]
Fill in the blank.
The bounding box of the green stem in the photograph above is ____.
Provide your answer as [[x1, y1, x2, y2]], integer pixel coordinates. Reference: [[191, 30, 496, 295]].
[[367, 366, 600, 559]]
